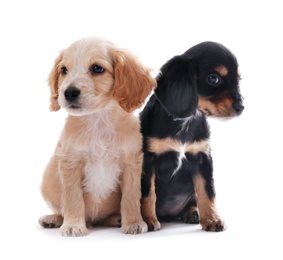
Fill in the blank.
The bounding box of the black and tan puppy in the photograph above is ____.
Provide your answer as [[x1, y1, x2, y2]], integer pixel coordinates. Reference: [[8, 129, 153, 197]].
[[140, 42, 244, 232]]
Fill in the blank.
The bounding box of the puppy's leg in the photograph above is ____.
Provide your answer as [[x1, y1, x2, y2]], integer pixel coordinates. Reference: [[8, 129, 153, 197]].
[[193, 154, 226, 232], [40, 156, 88, 236], [141, 173, 160, 231], [120, 152, 148, 234], [59, 160, 88, 236]]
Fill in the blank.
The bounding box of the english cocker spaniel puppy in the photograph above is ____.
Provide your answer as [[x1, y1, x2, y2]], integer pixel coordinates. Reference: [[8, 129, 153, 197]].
[[140, 41, 244, 232], [38, 37, 156, 236]]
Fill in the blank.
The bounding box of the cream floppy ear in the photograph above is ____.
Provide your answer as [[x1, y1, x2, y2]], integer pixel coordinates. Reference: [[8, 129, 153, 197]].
[[48, 53, 63, 111], [113, 50, 156, 112]]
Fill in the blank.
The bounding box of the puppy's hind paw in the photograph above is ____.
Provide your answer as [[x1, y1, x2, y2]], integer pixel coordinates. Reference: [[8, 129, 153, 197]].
[[39, 214, 63, 228], [101, 214, 121, 227], [181, 208, 200, 224], [60, 224, 88, 237], [121, 221, 148, 234], [144, 218, 161, 231]]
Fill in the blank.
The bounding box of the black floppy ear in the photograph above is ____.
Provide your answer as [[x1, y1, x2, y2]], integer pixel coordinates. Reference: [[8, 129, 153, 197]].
[[155, 55, 198, 118]]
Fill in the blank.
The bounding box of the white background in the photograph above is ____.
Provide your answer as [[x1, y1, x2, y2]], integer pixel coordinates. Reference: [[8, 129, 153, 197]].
[[1, 0, 282, 259]]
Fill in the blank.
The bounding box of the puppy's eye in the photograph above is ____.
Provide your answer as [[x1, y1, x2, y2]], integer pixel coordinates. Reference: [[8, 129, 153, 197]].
[[61, 66, 68, 76], [206, 74, 223, 87], [90, 65, 105, 75]]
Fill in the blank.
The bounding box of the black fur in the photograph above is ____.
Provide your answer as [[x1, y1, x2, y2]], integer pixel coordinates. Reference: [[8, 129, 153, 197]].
[[140, 41, 244, 231]]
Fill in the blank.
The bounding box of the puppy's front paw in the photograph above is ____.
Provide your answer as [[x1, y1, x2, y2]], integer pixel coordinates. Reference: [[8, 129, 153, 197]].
[[60, 224, 88, 237], [121, 221, 148, 234], [201, 217, 226, 232]]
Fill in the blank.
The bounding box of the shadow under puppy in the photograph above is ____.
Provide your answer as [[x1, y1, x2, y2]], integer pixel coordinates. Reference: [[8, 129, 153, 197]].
[[140, 41, 244, 232], [38, 37, 155, 236]]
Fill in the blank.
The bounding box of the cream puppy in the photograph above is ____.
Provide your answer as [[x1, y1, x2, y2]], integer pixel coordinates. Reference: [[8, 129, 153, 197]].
[[38, 37, 155, 236]]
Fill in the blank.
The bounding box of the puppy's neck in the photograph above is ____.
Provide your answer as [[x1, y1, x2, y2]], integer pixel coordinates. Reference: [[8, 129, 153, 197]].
[[154, 93, 197, 121], [66, 100, 124, 133]]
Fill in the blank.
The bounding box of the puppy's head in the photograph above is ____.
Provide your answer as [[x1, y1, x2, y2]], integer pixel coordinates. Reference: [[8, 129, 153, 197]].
[[48, 37, 155, 115], [184, 41, 244, 118]]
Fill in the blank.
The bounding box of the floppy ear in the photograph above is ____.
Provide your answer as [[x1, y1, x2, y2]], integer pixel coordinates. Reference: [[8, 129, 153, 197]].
[[113, 50, 156, 112], [48, 53, 63, 111], [155, 55, 198, 118]]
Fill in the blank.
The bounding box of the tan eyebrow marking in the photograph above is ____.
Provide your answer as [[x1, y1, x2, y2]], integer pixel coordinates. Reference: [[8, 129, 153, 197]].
[[215, 65, 228, 76]]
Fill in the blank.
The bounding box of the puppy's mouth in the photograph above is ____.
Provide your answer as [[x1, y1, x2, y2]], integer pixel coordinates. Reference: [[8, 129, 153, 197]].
[[199, 105, 235, 118], [202, 109, 212, 116], [65, 103, 89, 116], [69, 104, 81, 109]]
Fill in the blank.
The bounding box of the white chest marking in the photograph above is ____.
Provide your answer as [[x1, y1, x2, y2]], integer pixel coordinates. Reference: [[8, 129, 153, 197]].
[[171, 144, 187, 177], [80, 110, 122, 201], [83, 158, 120, 202]]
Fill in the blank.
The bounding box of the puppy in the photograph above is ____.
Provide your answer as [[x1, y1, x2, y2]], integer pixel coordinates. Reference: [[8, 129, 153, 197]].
[[38, 37, 156, 236], [140, 41, 244, 232]]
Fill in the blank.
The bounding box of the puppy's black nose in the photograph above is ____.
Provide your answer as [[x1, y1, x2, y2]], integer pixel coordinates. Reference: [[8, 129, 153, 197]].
[[64, 87, 80, 102], [233, 103, 244, 115]]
